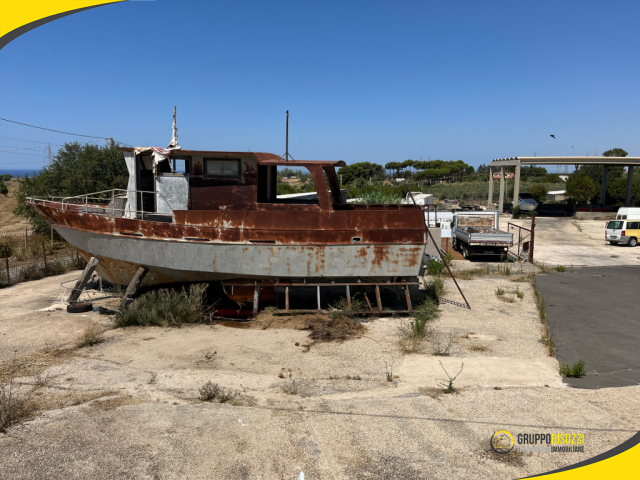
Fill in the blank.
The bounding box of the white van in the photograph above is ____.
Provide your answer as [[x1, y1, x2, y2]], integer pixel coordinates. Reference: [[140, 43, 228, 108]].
[[605, 219, 640, 247], [616, 207, 640, 220]]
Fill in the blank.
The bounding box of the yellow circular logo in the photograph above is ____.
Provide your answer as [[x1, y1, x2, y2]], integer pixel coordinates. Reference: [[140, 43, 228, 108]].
[[491, 431, 515, 454]]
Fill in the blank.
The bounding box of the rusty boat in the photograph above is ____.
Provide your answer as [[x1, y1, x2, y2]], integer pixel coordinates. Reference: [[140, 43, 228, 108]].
[[28, 138, 443, 311]]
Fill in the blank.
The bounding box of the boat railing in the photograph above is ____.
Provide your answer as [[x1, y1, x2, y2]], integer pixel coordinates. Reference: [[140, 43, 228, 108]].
[[28, 189, 175, 223]]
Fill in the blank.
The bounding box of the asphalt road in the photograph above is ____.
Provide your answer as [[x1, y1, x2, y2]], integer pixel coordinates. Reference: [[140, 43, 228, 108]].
[[536, 266, 640, 389]]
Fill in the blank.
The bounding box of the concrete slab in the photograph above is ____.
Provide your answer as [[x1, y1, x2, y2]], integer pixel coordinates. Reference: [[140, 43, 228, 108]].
[[508, 217, 640, 267], [536, 266, 640, 389], [398, 357, 563, 389]]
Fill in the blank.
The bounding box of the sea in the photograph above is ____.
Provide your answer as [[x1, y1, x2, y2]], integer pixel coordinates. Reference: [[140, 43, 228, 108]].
[[0, 168, 41, 178]]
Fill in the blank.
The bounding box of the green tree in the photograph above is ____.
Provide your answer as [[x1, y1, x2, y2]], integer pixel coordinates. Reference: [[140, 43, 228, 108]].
[[529, 183, 548, 203], [14, 143, 128, 233], [337, 162, 384, 185], [602, 148, 628, 157], [566, 175, 596, 205], [276, 183, 301, 195], [0, 181, 7, 197]]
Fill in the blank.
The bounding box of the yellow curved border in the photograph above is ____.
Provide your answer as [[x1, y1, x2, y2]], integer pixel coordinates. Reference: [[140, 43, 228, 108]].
[[0, 0, 127, 50], [522, 431, 640, 479]]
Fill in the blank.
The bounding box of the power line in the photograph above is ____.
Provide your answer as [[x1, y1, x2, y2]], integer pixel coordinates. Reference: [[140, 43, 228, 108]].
[[0, 117, 109, 140], [0, 136, 55, 144], [0, 144, 64, 153]]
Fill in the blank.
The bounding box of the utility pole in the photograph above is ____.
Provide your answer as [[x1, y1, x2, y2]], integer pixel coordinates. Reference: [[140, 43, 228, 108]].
[[45, 143, 52, 165], [109, 137, 114, 148]]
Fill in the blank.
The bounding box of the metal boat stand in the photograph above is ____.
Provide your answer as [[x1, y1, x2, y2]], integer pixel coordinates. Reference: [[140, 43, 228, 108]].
[[222, 278, 421, 316]]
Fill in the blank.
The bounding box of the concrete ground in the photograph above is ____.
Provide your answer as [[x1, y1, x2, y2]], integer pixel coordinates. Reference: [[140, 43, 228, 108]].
[[507, 216, 640, 267], [536, 266, 640, 389], [1, 273, 639, 479]]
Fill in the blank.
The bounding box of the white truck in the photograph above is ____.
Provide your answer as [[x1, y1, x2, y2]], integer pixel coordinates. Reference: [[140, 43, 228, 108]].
[[451, 211, 513, 259]]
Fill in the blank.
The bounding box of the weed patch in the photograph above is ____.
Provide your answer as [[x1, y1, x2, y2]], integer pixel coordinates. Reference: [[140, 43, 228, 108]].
[[115, 284, 208, 327], [76, 324, 104, 348], [559, 360, 585, 378], [0, 383, 36, 432], [438, 361, 464, 393], [426, 259, 446, 276], [199, 381, 239, 403], [531, 276, 557, 356], [555, 266, 566, 273], [397, 299, 439, 353]]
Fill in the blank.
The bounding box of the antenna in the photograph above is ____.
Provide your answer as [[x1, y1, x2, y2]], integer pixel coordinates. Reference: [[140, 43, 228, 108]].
[[283, 110, 294, 161]]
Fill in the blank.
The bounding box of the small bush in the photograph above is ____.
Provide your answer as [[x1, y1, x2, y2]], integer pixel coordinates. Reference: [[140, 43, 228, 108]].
[[426, 259, 445, 276], [199, 381, 238, 402], [516, 286, 524, 299], [425, 277, 446, 302], [76, 324, 104, 348], [512, 205, 520, 219], [555, 266, 566, 272], [496, 287, 505, 296], [559, 360, 585, 378], [41, 260, 67, 277], [18, 265, 44, 281], [281, 377, 299, 395], [115, 284, 207, 327], [443, 251, 454, 265], [0, 384, 35, 432], [329, 294, 368, 321]]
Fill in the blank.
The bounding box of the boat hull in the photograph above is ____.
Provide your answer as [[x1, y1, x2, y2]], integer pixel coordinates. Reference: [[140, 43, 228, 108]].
[[56, 225, 426, 286]]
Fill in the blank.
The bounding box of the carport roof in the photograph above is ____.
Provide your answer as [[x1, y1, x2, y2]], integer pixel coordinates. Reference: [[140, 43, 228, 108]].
[[491, 156, 640, 167]]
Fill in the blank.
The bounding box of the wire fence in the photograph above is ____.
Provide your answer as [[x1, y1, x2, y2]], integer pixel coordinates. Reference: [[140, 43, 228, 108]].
[[0, 230, 86, 287]]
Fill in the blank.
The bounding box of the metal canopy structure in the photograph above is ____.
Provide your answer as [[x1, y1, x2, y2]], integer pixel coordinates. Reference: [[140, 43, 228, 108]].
[[488, 156, 640, 211]]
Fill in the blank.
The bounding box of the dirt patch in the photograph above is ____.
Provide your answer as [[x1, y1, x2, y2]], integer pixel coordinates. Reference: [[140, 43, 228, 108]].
[[252, 312, 366, 343], [0, 346, 80, 384], [89, 395, 145, 411]]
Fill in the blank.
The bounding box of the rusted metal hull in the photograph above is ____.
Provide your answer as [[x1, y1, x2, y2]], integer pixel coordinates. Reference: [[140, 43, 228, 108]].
[[55, 225, 425, 286]]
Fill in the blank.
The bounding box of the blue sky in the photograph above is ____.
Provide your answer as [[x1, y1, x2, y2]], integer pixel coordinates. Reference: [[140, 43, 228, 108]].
[[1, 0, 639, 172]]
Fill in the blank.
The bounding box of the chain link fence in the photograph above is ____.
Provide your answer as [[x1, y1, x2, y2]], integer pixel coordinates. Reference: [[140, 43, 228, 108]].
[[0, 229, 86, 287]]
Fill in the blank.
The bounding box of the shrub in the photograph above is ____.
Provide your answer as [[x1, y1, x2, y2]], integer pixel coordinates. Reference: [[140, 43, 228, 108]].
[[512, 205, 520, 219], [329, 294, 367, 321], [0, 384, 35, 432], [199, 381, 238, 402], [555, 266, 566, 272], [76, 324, 104, 348], [425, 276, 446, 302], [115, 284, 207, 327], [529, 183, 548, 204], [443, 251, 454, 265], [397, 299, 439, 353], [559, 360, 585, 378], [426, 259, 445, 276]]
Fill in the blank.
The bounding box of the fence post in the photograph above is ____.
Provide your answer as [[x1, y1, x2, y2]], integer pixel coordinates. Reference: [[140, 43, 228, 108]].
[[4, 245, 10, 284], [24, 226, 28, 250], [42, 242, 47, 269], [529, 214, 536, 263]]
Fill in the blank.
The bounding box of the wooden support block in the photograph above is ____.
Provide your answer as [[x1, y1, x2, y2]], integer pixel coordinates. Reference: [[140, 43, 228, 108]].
[[68, 256, 99, 303], [119, 266, 149, 311], [317, 286, 321, 311], [253, 287, 259, 315], [375, 285, 383, 312], [405, 286, 413, 313]]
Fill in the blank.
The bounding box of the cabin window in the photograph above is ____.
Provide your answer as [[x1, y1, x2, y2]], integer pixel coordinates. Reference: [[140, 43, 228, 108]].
[[204, 158, 240, 178]]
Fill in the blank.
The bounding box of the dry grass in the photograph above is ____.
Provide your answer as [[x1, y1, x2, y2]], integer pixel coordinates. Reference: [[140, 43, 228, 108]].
[[0, 383, 36, 432], [252, 312, 366, 344], [0, 346, 79, 385], [89, 395, 144, 410], [76, 324, 104, 348], [466, 344, 491, 353], [0, 182, 31, 235], [198, 381, 256, 406]]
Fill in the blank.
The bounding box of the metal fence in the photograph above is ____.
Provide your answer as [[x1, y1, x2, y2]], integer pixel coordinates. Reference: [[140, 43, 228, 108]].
[[0, 229, 84, 286]]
